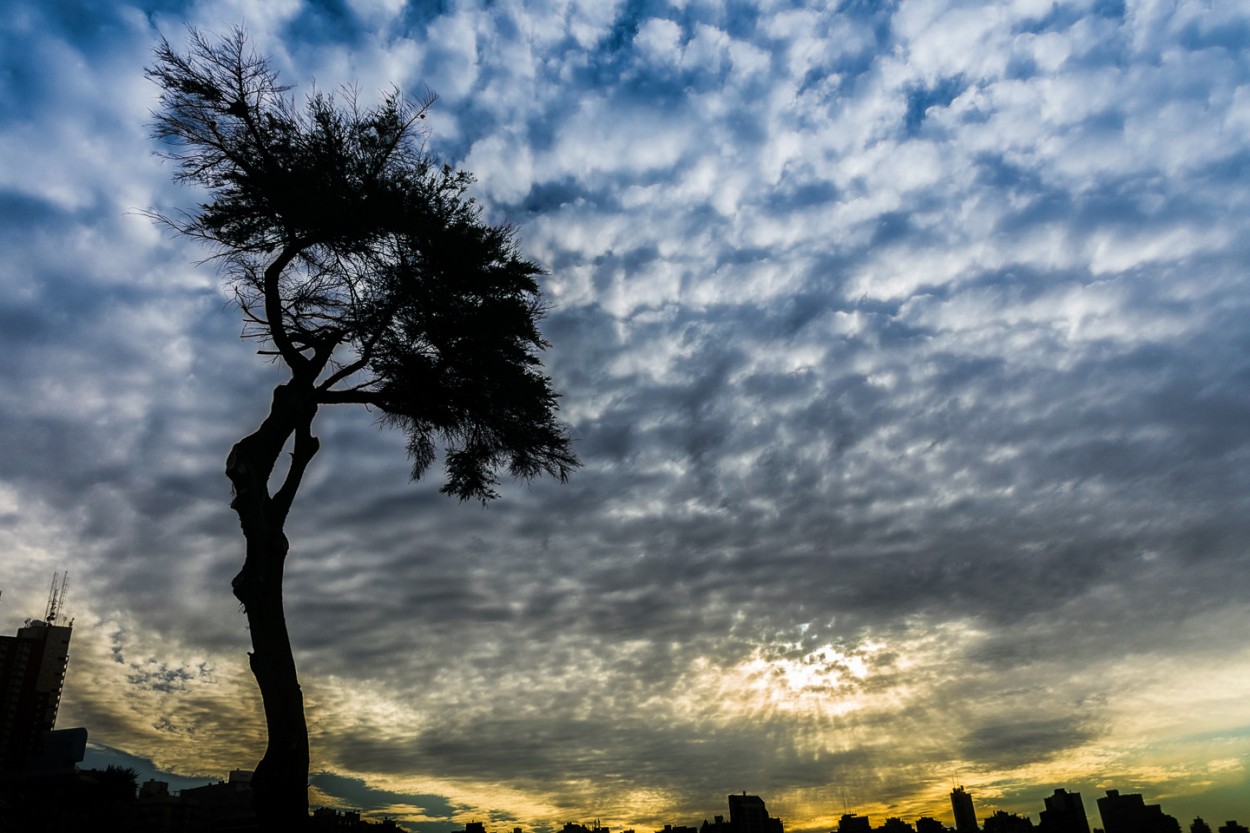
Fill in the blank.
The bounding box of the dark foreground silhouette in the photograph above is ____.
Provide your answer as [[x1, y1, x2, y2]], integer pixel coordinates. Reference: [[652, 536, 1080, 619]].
[[144, 27, 576, 830]]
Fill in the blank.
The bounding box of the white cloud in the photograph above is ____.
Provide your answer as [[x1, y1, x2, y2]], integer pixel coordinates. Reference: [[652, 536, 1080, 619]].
[[634, 17, 683, 65]]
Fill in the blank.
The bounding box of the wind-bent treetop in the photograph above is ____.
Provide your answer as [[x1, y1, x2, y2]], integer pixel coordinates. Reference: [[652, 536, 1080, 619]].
[[148, 28, 577, 501]]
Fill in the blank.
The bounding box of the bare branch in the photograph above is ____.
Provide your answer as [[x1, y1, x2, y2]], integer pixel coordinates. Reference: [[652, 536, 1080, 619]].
[[262, 245, 307, 371], [316, 389, 385, 406], [271, 411, 320, 522]]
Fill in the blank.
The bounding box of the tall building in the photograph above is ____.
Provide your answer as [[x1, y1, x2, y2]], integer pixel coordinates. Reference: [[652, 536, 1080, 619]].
[[839, 814, 872, 833], [1097, 790, 1181, 833], [1040, 789, 1091, 833], [952, 786, 979, 833], [729, 793, 784, 833], [0, 614, 73, 773]]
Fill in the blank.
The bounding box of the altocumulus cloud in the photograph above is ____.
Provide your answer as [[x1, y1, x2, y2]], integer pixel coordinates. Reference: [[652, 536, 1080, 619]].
[[2, 0, 1250, 831]]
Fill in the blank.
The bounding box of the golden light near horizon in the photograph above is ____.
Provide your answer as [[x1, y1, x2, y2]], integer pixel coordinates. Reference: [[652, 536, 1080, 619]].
[[43, 581, 1250, 833]]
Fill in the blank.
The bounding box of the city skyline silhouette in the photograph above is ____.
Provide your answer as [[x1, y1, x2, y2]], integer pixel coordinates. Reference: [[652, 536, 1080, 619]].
[[2, 594, 1246, 832]]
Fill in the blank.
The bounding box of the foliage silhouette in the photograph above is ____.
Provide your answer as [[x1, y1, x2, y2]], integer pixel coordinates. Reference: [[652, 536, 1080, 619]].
[[147, 28, 577, 829]]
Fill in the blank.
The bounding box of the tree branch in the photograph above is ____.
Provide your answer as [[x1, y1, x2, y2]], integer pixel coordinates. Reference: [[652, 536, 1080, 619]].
[[318, 353, 371, 391], [316, 389, 385, 406], [264, 245, 308, 371], [271, 409, 320, 522]]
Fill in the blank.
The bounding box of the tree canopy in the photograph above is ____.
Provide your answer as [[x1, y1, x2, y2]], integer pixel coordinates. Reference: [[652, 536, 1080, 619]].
[[148, 27, 577, 501]]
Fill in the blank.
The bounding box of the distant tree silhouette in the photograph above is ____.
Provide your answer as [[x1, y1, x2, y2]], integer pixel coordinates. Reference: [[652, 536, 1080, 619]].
[[984, 811, 1035, 833], [147, 28, 577, 830], [92, 766, 140, 833]]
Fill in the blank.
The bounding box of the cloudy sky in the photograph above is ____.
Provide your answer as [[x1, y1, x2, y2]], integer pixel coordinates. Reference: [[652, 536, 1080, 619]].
[[2, 0, 1249, 830]]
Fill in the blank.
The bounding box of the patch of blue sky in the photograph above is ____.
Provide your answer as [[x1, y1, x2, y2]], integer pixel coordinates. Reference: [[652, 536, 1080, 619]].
[[309, 771, 462, 819], [283, 0, 371, 50], [81, 743, 210, 793], [902, 75, 967, 137]]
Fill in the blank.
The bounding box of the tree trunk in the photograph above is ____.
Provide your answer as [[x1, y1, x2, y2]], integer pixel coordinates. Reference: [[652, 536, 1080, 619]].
[[226, 381, 320, 831]]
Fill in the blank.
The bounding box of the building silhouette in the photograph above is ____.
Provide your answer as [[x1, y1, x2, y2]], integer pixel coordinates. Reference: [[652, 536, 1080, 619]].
[[839, 814, 873, 833], [178, 768, 259, 831], [881, 818, 917, 833], [729, 793, 784, 833], [561, 821, 609, 833], [0, 580, 74, 773], [952, 786, 979, 833], [657, 825, 698, 833], [1040, 789, 1091, 833], [1097, 790, 1181, 833], [135, 778, 194, 833], [311, 806, 402, 831]]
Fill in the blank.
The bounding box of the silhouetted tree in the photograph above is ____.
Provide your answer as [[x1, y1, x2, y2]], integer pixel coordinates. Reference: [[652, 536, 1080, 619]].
[[90, 766, 140, 833], [147, 28, 576, 830], [984, 812, 1035, 833]]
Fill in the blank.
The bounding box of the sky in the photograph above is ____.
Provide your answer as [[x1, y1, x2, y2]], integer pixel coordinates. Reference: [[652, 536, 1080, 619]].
[[1, 0, 1249, 831]]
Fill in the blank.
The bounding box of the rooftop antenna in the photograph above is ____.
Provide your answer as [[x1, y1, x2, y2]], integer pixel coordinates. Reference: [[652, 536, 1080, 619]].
[[43, 572, 58, 621], [57, 572, 69, 625], [44, 571, 68, 625]]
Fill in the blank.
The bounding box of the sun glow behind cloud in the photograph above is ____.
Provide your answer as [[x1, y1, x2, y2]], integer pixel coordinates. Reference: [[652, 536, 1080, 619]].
[[708, 640, 889, 720]]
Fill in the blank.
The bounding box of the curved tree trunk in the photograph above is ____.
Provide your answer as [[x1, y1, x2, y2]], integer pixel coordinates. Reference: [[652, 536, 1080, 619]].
[[226, 380, 320, 831]]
